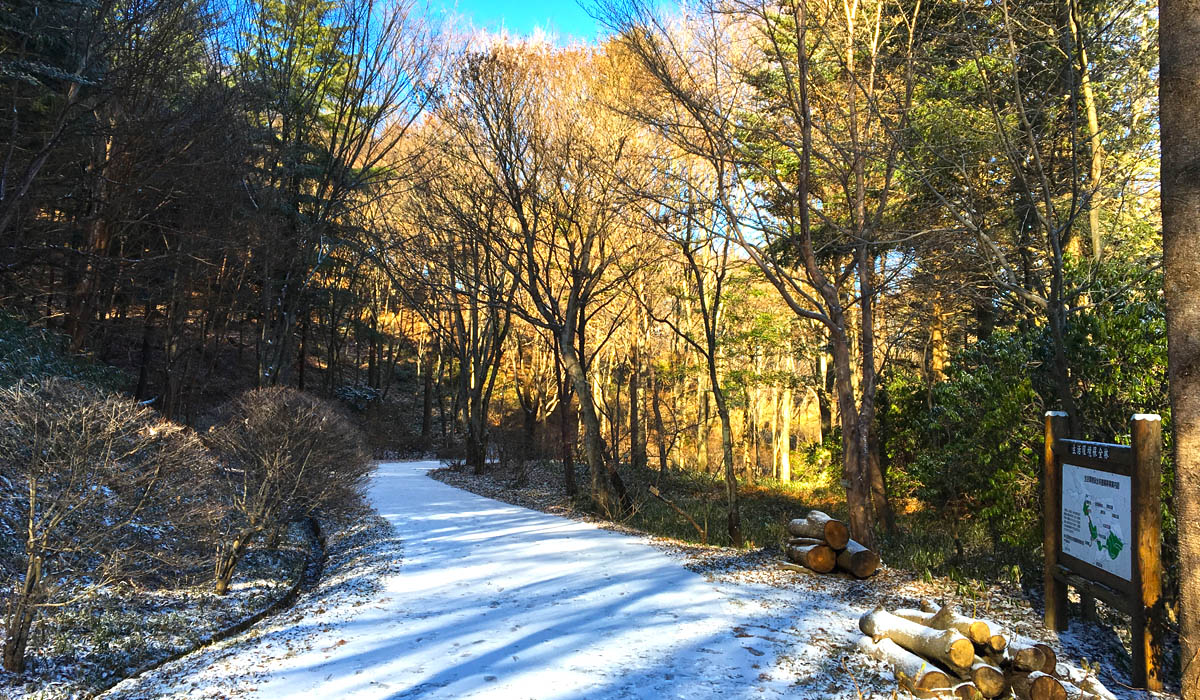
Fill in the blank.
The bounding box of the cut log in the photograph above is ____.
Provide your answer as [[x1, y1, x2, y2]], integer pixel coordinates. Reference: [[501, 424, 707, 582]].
[[932, 605, 992, 646], [893, 608, 938, 626], [786, 510, 849, 549], [786, 536, 826, 548], [1004, 644, 1047, 672], [786, 543, 836, 573], [859, 606, 974, 672], [952, 682, 983, 699], [968, 657, 1006, 698], [893, 605, 993, 646], [987, 633, 1007, 653], [1033, 643, 1057, 676], [1009, 671, 1066, 700], [836, 539, 880, 578], [857, 636, 953, 692]]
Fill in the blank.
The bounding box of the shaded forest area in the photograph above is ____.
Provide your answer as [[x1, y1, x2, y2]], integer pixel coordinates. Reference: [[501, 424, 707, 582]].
[[0, 0, 1171, 618]]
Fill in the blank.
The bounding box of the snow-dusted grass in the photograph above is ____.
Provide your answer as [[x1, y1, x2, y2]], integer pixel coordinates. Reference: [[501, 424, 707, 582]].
[[102, 512, 403, 699], [0, 525, 309, 699]]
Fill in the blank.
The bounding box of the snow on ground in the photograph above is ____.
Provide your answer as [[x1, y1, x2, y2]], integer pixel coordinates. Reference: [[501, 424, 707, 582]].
[[103, 460, 1172, 699], [104, 461, 806, 699]]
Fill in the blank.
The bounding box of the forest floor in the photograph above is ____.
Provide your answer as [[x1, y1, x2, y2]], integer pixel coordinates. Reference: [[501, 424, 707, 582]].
[[0, 525, 320, 700], [96, 459, 1174, 699]]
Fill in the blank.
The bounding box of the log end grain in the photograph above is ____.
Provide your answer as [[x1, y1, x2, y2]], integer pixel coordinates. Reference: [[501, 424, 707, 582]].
[[966, 620, 991, 646], [787, 543, 836, 573], [837, 542, 881, 578], [948, 637, 976, 671], [823, 520, 850, 549], [971, 660, 1006, 698]]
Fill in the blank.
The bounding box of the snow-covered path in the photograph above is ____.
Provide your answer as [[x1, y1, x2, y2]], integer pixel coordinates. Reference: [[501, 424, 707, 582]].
[[112, 461, 794, 699]]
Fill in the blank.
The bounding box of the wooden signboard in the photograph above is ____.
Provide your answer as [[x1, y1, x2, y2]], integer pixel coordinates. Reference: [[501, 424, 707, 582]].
[[1042, 411, 1164, 690]]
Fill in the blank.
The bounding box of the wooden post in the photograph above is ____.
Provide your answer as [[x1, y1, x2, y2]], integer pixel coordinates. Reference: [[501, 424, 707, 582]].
[[1131, 414, 1163, 691], [1043, 411, 1070, 631]]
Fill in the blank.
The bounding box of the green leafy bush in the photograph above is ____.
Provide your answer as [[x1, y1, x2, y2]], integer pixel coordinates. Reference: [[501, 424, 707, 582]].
[[882, 265, 1169, 574]]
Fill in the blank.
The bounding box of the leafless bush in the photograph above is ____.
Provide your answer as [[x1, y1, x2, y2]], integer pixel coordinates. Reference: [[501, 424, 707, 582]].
[[0, 378, 213, 674], [204, 387, 372, 595]]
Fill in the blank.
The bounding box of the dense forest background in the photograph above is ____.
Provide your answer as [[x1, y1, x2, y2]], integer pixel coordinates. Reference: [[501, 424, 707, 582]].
[[0, 0, 1165, 582]]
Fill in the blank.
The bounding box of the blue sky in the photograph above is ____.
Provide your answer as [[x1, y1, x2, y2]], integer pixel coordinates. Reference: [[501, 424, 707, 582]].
[[437, 0, 605, 43]]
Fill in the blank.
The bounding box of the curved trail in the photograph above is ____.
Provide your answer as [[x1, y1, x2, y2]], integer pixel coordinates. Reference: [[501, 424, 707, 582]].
[[107, 461, 792, 699]]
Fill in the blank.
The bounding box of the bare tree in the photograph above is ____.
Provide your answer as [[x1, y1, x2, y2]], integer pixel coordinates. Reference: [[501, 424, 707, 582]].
[[436, 42, 651, 516], [0, 379, 211, 673], [204, 387, 372, 595], [596, 0, 915, 542], [623, 153, 745, 544], [386, 131, 518, 473]]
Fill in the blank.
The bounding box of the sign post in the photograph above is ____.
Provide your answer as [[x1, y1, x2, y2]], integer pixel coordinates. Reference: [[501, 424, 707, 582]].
[[1042, 412, 1163, 691]]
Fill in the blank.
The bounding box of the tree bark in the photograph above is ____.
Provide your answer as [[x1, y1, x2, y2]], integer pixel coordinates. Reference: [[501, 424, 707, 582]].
[[214, 534, 251, 596], [650, 362, 670, 474], [559, 334, 616, 515], [2, 556, 43, 673], [780, 354, 793, 482], [555, 351, 578, 498], [857, 636, 954, 693], [1162, 0, 1200, 692], [1008, 671, 1066, 700], [836, 538, 880, 578], [859, 606, 975, 672], [786, 543, 835, 572], [830, 328, 874, 547], [712, 380, 743, 547], [894, 604, 995, 646], [786, 510, 850, 549], [630, 347, 645, 469]]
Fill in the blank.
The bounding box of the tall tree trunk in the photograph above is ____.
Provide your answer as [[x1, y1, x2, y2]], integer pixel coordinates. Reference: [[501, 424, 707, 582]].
[[559, 335, 616, 515], [421, 344, 435, 450], [1062, 0, 1105, 260], [780, 353, 794, 483], [297, 303, 308, 391], [830, 328, 874, 548], [770, 384, 781, 478], [1048, 300, 1080, 433], [1162, 2, 1200, 693], [712, 384, 743, 547], [136, 303, 156, 400], [696, 371, 709, 472], [630, 347, 645, 469], [930, 302, 948, 382], [650, 362, 670, 474]]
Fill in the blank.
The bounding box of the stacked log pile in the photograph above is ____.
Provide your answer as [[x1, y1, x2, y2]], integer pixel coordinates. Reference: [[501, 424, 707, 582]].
[[856, 602, 1117, 699], [783, 510, 880, 578]]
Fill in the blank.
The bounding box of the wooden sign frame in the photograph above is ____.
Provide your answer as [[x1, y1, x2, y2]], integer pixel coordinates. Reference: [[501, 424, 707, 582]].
[[1042, 411, 1164, 690]]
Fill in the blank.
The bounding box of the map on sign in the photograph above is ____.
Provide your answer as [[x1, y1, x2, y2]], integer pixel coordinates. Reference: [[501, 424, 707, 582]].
[[1061, 463, 1132, 581]]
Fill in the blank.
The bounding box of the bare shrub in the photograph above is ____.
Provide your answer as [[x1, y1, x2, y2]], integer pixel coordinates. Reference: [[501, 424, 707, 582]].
[[0, 378, 213, 674], [204, 387, 373, 595]]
